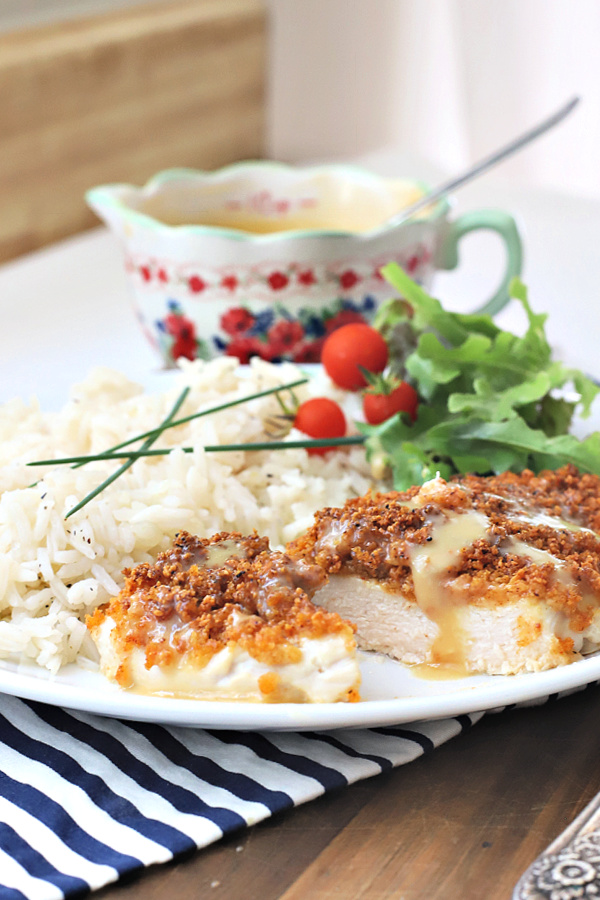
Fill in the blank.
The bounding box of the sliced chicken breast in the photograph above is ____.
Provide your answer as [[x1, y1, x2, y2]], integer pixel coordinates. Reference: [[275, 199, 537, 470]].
[[88, 531, 360, 703], [288, 466, 600, 675]]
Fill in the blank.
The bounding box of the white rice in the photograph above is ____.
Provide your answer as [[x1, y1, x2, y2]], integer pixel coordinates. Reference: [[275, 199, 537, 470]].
[[0, 358, 373, 672]]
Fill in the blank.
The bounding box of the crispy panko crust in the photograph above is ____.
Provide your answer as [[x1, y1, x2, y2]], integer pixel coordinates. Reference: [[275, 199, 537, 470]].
[[287, 465, 600, 638], [87, 531, 356, 685]]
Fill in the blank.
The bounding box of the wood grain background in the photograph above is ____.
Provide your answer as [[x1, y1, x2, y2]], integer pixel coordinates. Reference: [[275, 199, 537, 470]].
[[0, 0, 267, 262]]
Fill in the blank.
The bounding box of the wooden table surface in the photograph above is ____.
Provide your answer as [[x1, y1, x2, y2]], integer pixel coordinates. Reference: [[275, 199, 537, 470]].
[[94, 684, 600, 900]]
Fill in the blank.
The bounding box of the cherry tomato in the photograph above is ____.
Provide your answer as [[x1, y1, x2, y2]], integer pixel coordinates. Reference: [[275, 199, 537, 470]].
[[363, 381, 419, 425], [294, 397, 347, 455], [322, 324, 388, 391]]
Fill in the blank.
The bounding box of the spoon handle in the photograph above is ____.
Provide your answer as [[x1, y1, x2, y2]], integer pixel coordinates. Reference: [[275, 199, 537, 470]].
[[395, 96, 580, 223]]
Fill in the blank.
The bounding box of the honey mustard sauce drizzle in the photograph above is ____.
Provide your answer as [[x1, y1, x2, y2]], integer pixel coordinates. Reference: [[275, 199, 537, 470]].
[[143, 540, 249, 655], [407, 509, 491, 678], [500, 536, 598, 643], [174, 538, 247, 571], [202, 540, 247, 568], [500, 539, 575, 589], [407, 498, 598, 680]]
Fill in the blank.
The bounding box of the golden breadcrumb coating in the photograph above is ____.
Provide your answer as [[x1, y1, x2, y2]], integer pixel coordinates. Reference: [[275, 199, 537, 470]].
[[287, 465, 600, 641], [87, 531, 357, 692]]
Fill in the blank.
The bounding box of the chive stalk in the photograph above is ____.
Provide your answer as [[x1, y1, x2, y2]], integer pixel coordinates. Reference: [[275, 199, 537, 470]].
[[27, 376, 361, 518], [64, 386, 190, 519], [29, 435, 365, 468], [72, 377, 308, 468]]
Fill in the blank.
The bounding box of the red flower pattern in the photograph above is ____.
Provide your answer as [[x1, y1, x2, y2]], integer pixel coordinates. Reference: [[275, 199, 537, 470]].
[[188, 275, 206, 293], [225, 336, 266, 364], [292, 338, 326, 363], [220, 307, 255, 336], [148, 251, 414, 363], [221, 275, 238, 292], [339, 269, 360, 290], [297, 269, 316, 286], [171, 324, 197, 360], [165, 312, 184, 335], [164, 312, 197, 360], [266, 320, 304, 355], [135, 251, 432, 295], [267, 271, 289, 291]]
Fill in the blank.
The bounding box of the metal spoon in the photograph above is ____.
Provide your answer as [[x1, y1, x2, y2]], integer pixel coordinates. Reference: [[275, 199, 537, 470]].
[[391, 96, 580, 224]]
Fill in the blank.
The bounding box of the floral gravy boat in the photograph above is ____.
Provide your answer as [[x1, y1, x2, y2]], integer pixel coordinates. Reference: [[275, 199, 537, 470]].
[[86, 162, 523, 366]]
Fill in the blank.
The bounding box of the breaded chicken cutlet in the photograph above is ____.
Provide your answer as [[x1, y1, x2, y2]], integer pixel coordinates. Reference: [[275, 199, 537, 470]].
[[287, 465, 600, 675], [88, 531, 360, 703]]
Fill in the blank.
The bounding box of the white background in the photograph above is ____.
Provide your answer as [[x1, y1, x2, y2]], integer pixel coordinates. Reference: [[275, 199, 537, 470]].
[[268, 0, 600, 201]]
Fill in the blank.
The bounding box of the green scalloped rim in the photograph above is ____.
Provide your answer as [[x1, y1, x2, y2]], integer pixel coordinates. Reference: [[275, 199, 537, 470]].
[[85, 160, 450, 243]]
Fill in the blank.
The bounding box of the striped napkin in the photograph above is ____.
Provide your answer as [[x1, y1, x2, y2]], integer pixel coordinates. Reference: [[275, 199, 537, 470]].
[[0, 694, 484, 900]]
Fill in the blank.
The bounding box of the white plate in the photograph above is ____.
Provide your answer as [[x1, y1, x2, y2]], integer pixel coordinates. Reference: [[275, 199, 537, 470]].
[[1, 650, 599, 731], [5, 368, 600, 731]]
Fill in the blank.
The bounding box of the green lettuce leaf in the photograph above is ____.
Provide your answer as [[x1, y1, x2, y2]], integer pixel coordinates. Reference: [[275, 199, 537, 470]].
[[364, 264, 600, 487]]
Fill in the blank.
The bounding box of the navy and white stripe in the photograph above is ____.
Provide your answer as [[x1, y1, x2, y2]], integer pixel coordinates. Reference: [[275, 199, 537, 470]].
[[0, 696, 481, 900]]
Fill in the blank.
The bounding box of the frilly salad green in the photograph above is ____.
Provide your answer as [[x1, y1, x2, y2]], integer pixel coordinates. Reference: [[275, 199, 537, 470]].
[[362, 263, 600, 490]]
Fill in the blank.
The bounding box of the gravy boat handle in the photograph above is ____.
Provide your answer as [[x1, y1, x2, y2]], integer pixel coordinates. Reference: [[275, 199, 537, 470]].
[[434, 209, 523, 317]]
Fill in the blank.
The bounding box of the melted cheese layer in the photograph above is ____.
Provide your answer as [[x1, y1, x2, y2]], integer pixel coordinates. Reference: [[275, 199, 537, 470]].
[[93, 616, 360, 703]]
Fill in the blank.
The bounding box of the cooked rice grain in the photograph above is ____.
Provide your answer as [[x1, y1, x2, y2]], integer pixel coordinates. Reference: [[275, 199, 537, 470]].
[[0, 358, 372, 672]]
